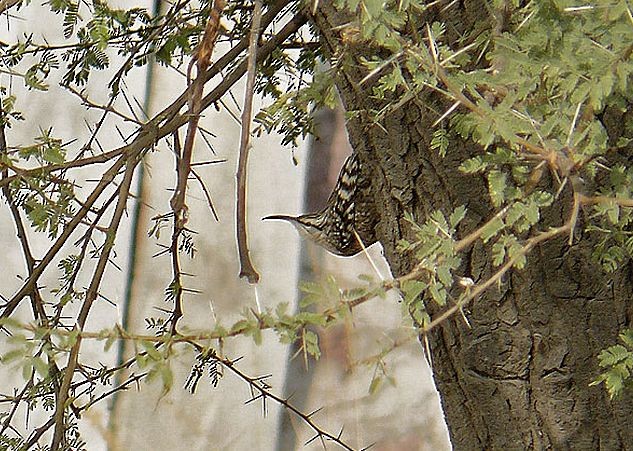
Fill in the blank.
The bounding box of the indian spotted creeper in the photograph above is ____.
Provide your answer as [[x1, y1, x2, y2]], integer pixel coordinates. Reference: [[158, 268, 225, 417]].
[[264, 154, 378, 256]]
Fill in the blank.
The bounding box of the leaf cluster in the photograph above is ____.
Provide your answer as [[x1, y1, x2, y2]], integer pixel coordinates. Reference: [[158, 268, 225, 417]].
[[310, 0, 633, 398], [397, 207, 466, 326], [592, 329, 633, 398]]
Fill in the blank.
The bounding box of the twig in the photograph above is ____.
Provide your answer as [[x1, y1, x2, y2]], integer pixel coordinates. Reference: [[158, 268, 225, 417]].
[[168, 0, 225, 334], [78, 0, 192, 158], [0, 372, 34, 437], [66, 86, 143, 125], [580, 194, 633, 208], [454, 205, 510, 252], [0, 99, 69, 435], [50, 153, 138, 451], [24, 418, 55, 450], [1, 6, 308, 321], [217, 352, 358, 450], [236, 0, 263, 284], [168, 131, 186, 334], [0, 1, 297, 192], [0, 100, 47, 321], [0, 147, 126, 190], [422, 200, 579, 334], [9, 337, 358, 451], [2, 5, 310, 445], [0, 156, 127, 319], [421, 24, 549, 158], [171, 0, 224, 219]]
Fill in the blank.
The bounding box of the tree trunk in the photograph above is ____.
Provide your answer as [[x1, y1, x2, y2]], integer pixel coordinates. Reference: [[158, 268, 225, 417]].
[[313, 3, 633, 450]]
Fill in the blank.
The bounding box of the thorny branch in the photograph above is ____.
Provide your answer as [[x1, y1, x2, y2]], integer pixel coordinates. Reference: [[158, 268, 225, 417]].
[[0, 3, 307, 319], [50, 153, 138, 451], [2, 2, 631, 449], [0, 98, 70, 438], [3, 191, 620, 346], [0, 101, 45, 321], [0, 0, 20, 15], [421, 196, 581, 335], [2, 303, 360, 449], [1, 155, 128, 319], [1, 2, 311, 448], [217, 352, 359, 450], [0, 0, 296, 190], [168, 0, 225, 333], [0, 102, 50, 438]]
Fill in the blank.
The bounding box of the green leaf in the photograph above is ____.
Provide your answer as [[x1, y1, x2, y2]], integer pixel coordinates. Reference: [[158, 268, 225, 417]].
[[363, 0, 384, 17], [0, 317, 21, 331], [492, 240, 506, 266], [22, 361, 34, 379], [430, 210, 448, 230], [295, 312, 329, 327], [598, 345, 629, 367], [1, 348, 26, 365], [136, 353, 148, 369], [460, 156, 486, 173], [31, 356, 49, 378], [508, 241, 526, 269], [488, 170, 507, 207], [428, 283, 446, 306], [275, 302, 289, 317], [401, 280, 427, 304], [481, 217, 505, 243], [606, 202, 620, 225], [304, 330, 321, 359], [437, 265, 452, 287], [620, 329, 633, 349], [449, 205, 467, 229], [141, 341, 162, 361], [230, 319, 250, 335], [251, 327, 262, 345], [159, 364, 174, 394], [104, 332, 116, 352], [604, 370, 625, 398], [431, 128, 449, 157]]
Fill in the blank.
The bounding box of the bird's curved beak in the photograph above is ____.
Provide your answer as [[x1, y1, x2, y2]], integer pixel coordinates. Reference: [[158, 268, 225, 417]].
[[262, 215, 295, 221]]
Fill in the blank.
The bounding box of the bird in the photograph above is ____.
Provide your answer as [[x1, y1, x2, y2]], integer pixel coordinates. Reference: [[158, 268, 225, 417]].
[[264, 153, 378, 256]]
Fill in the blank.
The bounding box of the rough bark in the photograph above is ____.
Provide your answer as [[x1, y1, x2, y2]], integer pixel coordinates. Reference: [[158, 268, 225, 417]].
[[313, 3, 633, 450]]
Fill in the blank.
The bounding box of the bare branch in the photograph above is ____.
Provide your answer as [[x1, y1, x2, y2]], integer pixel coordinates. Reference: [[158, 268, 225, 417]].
[[168, 0, 226, 334], [236, 0, 264, 284]]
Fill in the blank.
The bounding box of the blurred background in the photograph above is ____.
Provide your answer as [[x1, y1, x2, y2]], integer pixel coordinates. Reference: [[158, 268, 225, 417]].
[[0, 1, 450, 449]]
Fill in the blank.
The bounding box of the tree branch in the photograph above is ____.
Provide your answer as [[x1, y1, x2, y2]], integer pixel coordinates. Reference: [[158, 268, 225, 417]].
[[167, 0, 225, 334], [50, 154, 138, 451], [236, 0, 263, 284]]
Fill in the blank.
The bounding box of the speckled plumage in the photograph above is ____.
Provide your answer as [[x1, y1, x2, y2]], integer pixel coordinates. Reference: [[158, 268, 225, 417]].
[[265, 154, 378, 256]]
